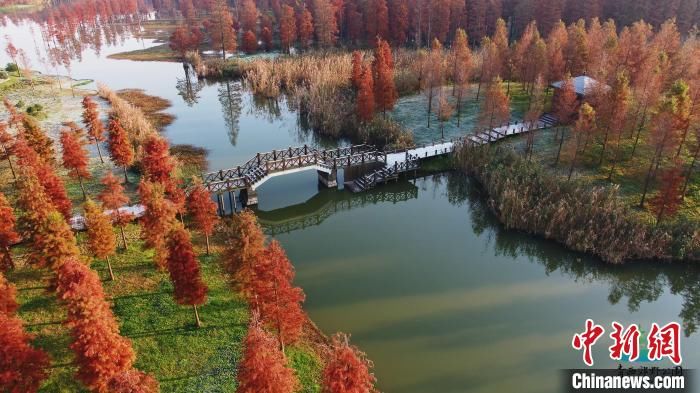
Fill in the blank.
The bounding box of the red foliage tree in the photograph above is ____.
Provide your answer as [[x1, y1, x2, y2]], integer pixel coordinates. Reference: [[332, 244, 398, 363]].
[[0, 192, 20, 272], [0, 121, 16, 180], [280, 5, 297, 52], [553, 76, 579, 126], [640, 81, 689, 207], [261, 27, 273, 51], [649, 162, 685, 223], [312, 0, 338, 47], [0, 272, 19, 315], [98, 172, 132, 249], [186, 180, 219, 255], [35, 162, 73, 221], [356, 64, 375, 122], [106, 369, 160, 393], [14, 138, 73, 220], [169, 25, 203, 59], [34, 211, 82, 271], [372, 39, 397, 115], [250, 240, 306, 351], [388, 0, 408, 46], [21, 115, 55, 165], [56, 259, 135, 392], [477, 77, 510, 134], [205, 0, 237, 58], [3, 99, 23, 129], [297, 6, 315, 49], [14, 169, 52, 266], [84, 199, 117, 280], [139, 180, 177, 269], [142, 135, 175, 185], [0, 313, 50, 393], [322, 333, 377, 393], [165, 224, 208, 327], [240, 0, 259, 33], [242, 30, 258, 53], [60, 124, 91, 200], [107, 117, 135, 183], [237, 313, 298, 393], [222, 209, 266, 292], [81, 96, 106, 163]]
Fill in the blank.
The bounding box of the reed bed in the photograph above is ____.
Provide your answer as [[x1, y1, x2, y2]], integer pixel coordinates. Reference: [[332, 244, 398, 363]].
[[455, 144, 700, 263], [98, 83, 157, 151]]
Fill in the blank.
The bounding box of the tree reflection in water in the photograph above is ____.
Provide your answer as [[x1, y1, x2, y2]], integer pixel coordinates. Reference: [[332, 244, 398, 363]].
[[218, 79, 242, 146], [176, 63, 204, 106]]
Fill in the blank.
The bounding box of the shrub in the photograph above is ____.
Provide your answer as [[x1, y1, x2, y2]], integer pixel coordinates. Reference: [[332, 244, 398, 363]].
[[0, 71, 8, 79], [25, 103, 44, 116], [358, 116, 414, 149], [5, 63, 18, 72]]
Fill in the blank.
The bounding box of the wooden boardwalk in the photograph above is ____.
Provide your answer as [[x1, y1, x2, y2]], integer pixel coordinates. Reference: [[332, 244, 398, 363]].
[[202, 114, 557, 208]]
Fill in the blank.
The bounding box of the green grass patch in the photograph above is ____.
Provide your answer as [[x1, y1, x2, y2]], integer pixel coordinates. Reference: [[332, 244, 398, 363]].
[[108, 44, 180, 62]]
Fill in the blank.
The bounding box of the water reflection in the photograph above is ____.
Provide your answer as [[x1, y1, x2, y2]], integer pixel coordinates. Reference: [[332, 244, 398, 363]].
[[262, 172, 700, 354], [175, 64, 203, 106], [217, 79, 242, 146]]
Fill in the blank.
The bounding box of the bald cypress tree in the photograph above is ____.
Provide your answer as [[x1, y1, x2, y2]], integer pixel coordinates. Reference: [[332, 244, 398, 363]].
[[165, 224, 208, 327], [84, 199, 117, 280]]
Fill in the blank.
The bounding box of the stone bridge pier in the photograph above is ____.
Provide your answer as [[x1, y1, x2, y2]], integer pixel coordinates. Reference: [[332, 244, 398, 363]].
[[240, 187, 258, 206], [317, 169, 338, 188]]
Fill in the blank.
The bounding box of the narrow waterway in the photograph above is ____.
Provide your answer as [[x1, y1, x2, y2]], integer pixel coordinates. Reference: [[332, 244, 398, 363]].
[[3, 19, 700, 393]]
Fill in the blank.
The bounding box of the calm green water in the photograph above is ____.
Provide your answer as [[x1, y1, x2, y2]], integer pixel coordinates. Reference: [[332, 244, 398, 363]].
[[4, 20, 700, 393], [259, 173, 700, 393]]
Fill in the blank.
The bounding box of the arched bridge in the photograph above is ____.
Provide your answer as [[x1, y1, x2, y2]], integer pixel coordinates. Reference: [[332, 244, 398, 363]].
[[203, 115, 556, 210]]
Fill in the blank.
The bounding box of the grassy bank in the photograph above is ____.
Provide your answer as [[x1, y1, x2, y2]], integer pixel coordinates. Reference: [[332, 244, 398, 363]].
[[108, 44, 181, 62], [455, 144, 699, 263]]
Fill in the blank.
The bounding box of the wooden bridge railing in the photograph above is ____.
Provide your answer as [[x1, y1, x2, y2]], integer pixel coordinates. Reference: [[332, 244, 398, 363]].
[[202, 144, 387, 193]]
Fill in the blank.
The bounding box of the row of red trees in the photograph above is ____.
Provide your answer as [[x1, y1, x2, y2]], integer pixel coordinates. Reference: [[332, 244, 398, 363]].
[[0, 102, 159, 391], [164, 0, 700, 53]]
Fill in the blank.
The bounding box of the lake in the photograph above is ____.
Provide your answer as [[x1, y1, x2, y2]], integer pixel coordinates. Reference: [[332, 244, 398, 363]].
[[2, 18, 699, 393]]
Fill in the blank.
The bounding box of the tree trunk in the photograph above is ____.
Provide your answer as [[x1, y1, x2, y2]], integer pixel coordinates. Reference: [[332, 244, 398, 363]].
[[6, 156, 16, 180], [427, 88, 433, 128], [193, 305, 202, 327], [630, 110, 648, 159], [598, 125, 610, 166], [78, 174, 87, 201], [205, 234, 211, 255], [123, 166, 129, 183], [554, 128, 566, 166], [94, 138, 104, 163], [119, 222, 128, 250], [106, 255, 115, 281], [676, 123, 691, 158], [639, 149, 661, 208], [456, 90, 462, 127], [273, 278, 285, 354], [568, 144, 580, 181], [681, 142, 699, 197], [607, 131, 625, 182]]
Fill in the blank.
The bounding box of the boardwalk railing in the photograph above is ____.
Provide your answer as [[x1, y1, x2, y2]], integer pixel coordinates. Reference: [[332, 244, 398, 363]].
[[202, 144, 385, 193], [203, 114, 558, 195]]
